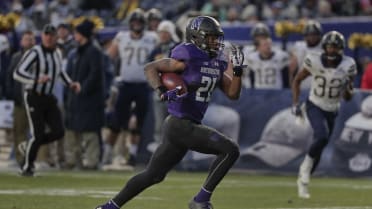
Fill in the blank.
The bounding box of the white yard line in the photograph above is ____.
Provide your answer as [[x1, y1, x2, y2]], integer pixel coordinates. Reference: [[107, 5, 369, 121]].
[[272, 207, 372, 209], [0, 188, 164, 200], [0, 188, 371, 209]]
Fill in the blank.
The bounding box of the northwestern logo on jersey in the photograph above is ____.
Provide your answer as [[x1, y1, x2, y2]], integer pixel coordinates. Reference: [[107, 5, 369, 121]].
[[200, 67, 219, 75]]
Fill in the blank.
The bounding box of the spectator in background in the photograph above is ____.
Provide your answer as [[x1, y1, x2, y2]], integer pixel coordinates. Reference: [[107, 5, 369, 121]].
[[28, 0, 49, 30], [241, 4, 259, 23], [360, 0, 372, 15], [10, 2, 37, 35], [361, 62, 372, 90], [5, 31, 35, 166], [146, 8, 163, 31], [114, 0, 139, 21], [0, 0, 11, 13], [56, 23, 76, 59], [48, 0, 76, 26], [63, 20, 105, 170], [146, 20, 181, 153], [299, 0, 318, 18], [279, 0, 300, 19], [221, 7, 241, 26], [264, 1, 286, 23], [201, 0, 227, 21], [54, 22, 75, 167], [0, 33, 10, 98], [318, 0, 334, 17]]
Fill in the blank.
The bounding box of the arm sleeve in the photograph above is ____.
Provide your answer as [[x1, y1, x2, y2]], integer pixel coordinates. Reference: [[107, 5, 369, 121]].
[[13, 49, 38, 85], [58, 49, 73, 86], [170, 44, 189, 61], [301, 54, 314, 74]]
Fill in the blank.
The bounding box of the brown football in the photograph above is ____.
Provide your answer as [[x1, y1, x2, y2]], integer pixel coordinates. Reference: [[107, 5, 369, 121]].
[[160, 73, 187, 94]]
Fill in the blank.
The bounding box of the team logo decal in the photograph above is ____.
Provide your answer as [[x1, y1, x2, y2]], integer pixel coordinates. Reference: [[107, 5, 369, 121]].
[[190, 18, 202, 30]]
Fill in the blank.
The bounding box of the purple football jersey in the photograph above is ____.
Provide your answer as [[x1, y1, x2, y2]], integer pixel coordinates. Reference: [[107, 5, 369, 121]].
[[168, 43, 228, 123]]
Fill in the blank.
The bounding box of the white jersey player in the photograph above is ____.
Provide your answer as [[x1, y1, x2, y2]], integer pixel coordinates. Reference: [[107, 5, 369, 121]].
[[290, 20, 323, 89], [292, 31, 356, 199], [104, 8, 158, 168], [114, 30, 158, 82], [305, 51, 356, 112], [244, 37, 289, 89], [242, 22, 271, 88]]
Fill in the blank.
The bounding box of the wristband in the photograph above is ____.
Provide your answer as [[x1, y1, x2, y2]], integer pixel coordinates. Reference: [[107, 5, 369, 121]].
[[233, 66, 243, 77]]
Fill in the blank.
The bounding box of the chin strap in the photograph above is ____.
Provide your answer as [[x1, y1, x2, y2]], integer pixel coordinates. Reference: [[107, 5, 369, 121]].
[[321, 53, 342, 67]]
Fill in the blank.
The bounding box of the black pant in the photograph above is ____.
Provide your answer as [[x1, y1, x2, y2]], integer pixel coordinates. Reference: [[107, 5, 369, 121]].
[[113, 115, 240, 206], [108, 82, 150, 133], [22, 91, 65, 171]]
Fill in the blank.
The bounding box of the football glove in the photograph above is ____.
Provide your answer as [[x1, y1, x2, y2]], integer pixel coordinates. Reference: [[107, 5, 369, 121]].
[[157, 86, 187, 101], [230, 44, 244, 77], [341, 76, 352, 92], [291, 103, 303, 117]]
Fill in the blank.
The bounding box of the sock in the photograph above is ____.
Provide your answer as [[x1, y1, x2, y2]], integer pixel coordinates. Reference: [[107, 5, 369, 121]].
[[102, 143, 113, 165], [107, 199, 120, 209], [299, 155, 314, 184], [194, 187, 212, 202]]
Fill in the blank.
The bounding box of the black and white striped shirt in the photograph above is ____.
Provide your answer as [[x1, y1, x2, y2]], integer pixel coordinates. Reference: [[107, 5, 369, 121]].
[[13, 45, 72, 95]]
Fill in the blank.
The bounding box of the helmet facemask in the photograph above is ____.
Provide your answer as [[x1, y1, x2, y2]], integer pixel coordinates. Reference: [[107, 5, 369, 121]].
[[192, 32, 224, 58], [128, 9, 146, 34], [303, 20, 322, 47], [321, 31, 345, 66]]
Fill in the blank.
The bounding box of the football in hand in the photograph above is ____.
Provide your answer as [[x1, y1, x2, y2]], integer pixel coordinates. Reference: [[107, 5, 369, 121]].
[[160, 73, 187, 95]]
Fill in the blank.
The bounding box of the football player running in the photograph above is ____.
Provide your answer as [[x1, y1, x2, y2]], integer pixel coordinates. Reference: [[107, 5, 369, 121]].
[[292, 31, 356, 199], [95, 16, 243, 209]]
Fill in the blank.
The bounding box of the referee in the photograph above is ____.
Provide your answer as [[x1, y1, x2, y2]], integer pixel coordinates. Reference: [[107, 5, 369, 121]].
[[13, 24, 81, 176]]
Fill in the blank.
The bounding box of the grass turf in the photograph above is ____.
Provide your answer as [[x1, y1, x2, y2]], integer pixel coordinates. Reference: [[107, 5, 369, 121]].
[[0, 170, 372, 209]]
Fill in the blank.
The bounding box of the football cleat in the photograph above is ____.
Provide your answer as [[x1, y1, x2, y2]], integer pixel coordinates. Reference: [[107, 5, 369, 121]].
[[297, 179, 310, 199], [19, 169, 34, 177], [188, 199, 214, 209], [95, 200, 119, 209]]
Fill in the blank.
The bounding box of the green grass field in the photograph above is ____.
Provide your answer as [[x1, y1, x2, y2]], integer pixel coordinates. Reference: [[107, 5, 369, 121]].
[[1, 170, 372, 209]]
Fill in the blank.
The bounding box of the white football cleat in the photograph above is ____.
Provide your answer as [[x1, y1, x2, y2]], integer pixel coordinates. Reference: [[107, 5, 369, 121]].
[[297, 179, 310, 199]]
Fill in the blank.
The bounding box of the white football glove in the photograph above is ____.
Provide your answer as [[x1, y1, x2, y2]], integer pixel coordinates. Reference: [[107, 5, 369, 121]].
[[230, 44, 244, 77], [230, 44, 244, 67]]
